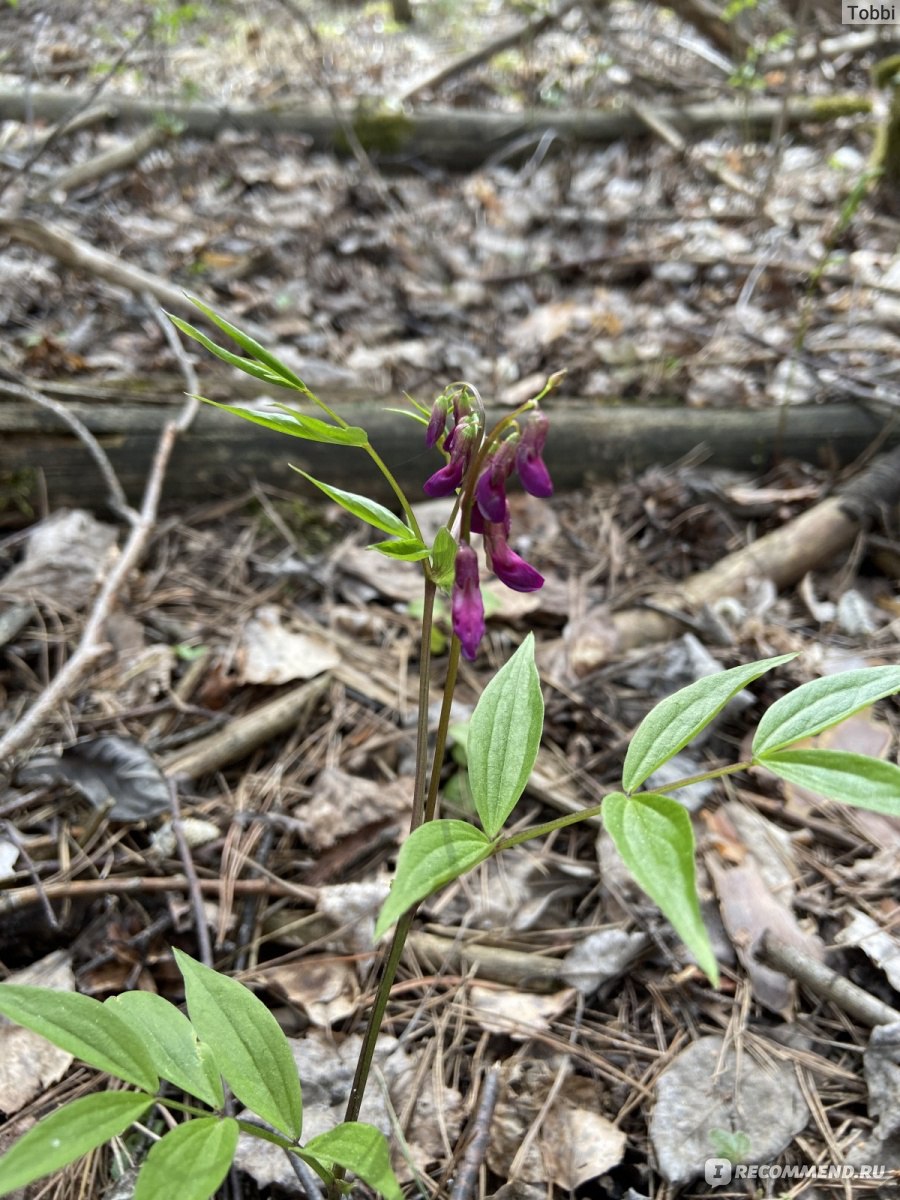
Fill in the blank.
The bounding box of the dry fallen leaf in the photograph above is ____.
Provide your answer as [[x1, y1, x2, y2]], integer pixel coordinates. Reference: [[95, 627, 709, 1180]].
[[237, 604, 340, 684], [0, 951, 75, 1116], [294, 768, 411, 852]]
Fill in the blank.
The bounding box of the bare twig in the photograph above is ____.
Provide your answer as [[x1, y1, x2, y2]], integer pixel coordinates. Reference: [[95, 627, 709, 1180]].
[[0, 373, 135, 522], [757, 930, 900, 1027], [168, 782, 213, 967], [36, 124, 172, 202], [449, 1065, 501, 1200]]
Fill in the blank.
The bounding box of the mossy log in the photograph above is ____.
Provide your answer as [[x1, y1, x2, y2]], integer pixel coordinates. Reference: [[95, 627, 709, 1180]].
[[0, 88, 873, 168], [0, 376, 894, 519]]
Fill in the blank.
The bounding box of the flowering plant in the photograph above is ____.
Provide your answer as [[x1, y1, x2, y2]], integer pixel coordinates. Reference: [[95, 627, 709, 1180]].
[[1, 301, 899, 1200]]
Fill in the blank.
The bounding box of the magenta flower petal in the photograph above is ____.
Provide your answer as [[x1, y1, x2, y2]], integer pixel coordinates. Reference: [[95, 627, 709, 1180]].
[[475, 468, 508, 523], [452, 543, 485, 660], [485, 523, 544, 592], [425, 398, 449, 448], [423, 456, 466, 497], [516, 411, 553, 498]]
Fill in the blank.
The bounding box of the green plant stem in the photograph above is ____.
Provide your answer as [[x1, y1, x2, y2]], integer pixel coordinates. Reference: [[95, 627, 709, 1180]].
[[410, 579, 437, 829], [651, 760, 751, 793], [424, 637, 461, 823], [365, 443, 424, 541]]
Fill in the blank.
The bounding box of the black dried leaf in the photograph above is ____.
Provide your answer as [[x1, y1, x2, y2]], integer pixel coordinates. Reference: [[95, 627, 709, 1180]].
[[18, 736, 171, 822]]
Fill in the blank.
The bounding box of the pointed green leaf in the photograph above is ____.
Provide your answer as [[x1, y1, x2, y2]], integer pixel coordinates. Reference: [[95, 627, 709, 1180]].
[[374, 821, 492, 939], [368, 537, 431, 561], [175, 299, 310, 391], [134, 1118, 238, 1200], [622, 653, 797, 794], [303, 1123, 402, 1200], [174, 951, 302, 1140], [196, 398, 367, 447], [0, 1091, 152, 1194], [759, 749, 900, 816], [0, 986, 158, 1092], [752, 666, 900, 756], [291, 470, 412, 538], [105, 992, 223, 1109], [602, 791, 718, 984], [467, 633, 544, 838], [429, 528, 457, 589], [168, 317, 303, 390]]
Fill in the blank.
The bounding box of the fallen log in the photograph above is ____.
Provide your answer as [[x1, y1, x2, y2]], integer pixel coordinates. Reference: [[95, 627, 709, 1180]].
[[0, 375, 894, 516], [0, 87, 873, 168]]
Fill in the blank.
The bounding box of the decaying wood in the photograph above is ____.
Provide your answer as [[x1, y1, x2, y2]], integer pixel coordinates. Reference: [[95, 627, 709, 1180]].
[[407, 930, 566, 992], [36, 124, 173, 201], [1, 382, 894, 514], [600, 442, 900, 660], [0, 88, 872, 168]]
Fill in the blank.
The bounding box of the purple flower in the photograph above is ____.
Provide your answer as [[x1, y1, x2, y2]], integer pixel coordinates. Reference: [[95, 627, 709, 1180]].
[[515, 410, 553, 498], [424, 415, 480, 498], [475, 435, 517, 524], [425, 395, 451, 449], [452, 542, 485, 660], [484, 522, 544, 592]]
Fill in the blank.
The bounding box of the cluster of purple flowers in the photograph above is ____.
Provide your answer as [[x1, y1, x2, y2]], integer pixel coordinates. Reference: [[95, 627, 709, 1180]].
[[423, 390, 552, 660]]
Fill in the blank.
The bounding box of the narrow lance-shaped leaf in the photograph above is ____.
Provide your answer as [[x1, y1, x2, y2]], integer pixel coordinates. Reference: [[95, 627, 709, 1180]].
[[174, 950, 302, 1141], [467, 633, 544, 838], [759, 749, 900, 816], [752, 665, 900, 756], [133, 1117, 239, 1200], [197, 398, 367, 447], [622, 653, 797, 794], [174, 298, 311, 392], [374, 821, 492, 940], [105, 991, 223, 1109], [168, 317, 302, 390], [0, 1091, 152, 1195], [292, 469, 413, 539], [368, 537, 431, 561], [0, 985, 158, 1092], [602, 791, 719, 985], [302, 1123, 403, 1200]]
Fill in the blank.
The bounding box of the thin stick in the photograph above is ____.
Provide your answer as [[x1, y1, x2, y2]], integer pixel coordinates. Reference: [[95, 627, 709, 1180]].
[[757, 930, 900, 1028], [449, 1065, 501, 1200], [168, 782, 213, 967]]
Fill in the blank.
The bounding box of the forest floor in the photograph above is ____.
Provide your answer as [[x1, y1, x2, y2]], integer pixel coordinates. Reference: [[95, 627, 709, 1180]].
[[1, 1, 900, 1198]]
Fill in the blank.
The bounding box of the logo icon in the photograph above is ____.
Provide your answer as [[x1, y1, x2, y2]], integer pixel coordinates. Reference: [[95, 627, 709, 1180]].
[[705, 1158, 733, 1187]]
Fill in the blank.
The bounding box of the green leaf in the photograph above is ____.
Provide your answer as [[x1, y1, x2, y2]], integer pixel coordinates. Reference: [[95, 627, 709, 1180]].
[[0, 1091, 152, 1194], [374, 821, 492, 939], [105, 992, 223, 1109], [303, 1123, 402, 1200], [197, 398, 367, 446], [752, 666, 900, 756], [602, 792, 718, 985], [759, 749, 900, 816], [622, 653, 797, 794], [466, 633, 544, 838], [368, 537, 431, 561], [174, 951, 302, 1140], [175, 298, 310, 391], [0, 986, 158, 1092], [429, 528, 457, 589], [168, 317, 302, 390], [292, 470, 412, 538], [134, 1118, 238, 1200]]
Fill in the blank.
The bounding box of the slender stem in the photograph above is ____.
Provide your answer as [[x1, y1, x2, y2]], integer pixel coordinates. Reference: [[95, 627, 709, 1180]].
[[650, 760, 751, 793], [494, 802, 605, 853], [424, 637, 461, 823], [410, 579, 437, 829], [365, 443, 424, 542]]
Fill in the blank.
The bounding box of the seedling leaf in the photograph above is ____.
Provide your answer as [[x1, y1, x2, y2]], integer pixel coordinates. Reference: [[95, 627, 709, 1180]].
[[291, 470, 412, 539], [0, 1091, 152, 1194], [133, 1117, 238, 1200], [760, 749, 900, 815], [105, 992, 223, 1108], [374, 821, 492, 939], [303, 1123, 402, 1200], [467, 633, 544, 838], [602, 791, 718, 984], [0, 985, 158, 1092], [752, 666, 900, 756], [174, 951, 302, 1140], [622, 653, 797, 793]]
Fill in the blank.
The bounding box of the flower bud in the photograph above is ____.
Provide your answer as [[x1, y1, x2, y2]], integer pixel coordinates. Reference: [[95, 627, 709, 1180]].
[[475, 435, 517, 524], [515, 410, 553, 498], [425, 394, 451, 449], [451, 542, 485, 661], [424, 415, 480, 498]]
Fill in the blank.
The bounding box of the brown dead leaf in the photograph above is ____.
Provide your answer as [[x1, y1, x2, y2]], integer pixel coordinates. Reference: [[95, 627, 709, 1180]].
[[0, 951, 75, 1116], [237, 605, 340, 685], [467, 985, 575, 1039], [294, 768, 411, 852], [259, 957, 359, 1027]]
